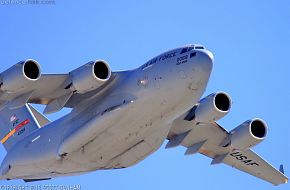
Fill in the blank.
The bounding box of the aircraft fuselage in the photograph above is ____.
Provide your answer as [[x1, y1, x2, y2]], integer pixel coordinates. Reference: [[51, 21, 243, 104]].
[[0, 45, 214, 180]]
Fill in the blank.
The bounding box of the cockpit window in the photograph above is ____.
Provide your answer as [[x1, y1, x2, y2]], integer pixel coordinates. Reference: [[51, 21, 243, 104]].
[[180, 46, 194, 54], [188, 46, 194, 51], [195, 46, 205, 49], [180, 48, 188, 54], [180, 45, 204, 54]]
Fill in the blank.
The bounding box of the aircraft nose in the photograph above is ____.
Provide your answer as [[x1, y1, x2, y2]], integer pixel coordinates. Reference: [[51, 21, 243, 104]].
[[195, 49, 214, 73]]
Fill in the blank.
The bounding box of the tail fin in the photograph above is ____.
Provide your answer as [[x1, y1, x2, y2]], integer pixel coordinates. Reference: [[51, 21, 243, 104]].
[[0, 104, 41, 151]]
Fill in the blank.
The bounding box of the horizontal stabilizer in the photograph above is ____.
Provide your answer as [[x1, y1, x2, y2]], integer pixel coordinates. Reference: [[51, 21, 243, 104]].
[[28, 104, 50, 127]]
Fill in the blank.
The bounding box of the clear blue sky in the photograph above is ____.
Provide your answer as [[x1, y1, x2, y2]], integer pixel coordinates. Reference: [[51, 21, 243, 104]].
[[0, 0, 290, 189]]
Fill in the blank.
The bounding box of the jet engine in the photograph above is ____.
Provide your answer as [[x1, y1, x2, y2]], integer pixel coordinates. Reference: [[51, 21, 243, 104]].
[[69, 60, 111, 94], [229, 118, 267, 150], [190, 92, 232, 123], [0, 60, 41, 93]]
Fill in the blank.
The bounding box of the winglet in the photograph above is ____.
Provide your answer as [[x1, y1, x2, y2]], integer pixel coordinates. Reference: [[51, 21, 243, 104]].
[[279, 164, 285, 174]]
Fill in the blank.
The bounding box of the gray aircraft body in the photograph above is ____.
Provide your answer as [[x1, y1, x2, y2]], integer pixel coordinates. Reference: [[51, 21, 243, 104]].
[[0, 45, 288, 185]]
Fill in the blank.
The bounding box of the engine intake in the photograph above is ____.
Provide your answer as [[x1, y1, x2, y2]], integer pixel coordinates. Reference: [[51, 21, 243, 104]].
[[230, 118, 267, 150], [69, 60, 111, 94], [0, 59, 41, 93], [93, 61, 110, 80], [189, 92, 232, 123], [23, 60, 41, 80], [250, 120, 267, 138]]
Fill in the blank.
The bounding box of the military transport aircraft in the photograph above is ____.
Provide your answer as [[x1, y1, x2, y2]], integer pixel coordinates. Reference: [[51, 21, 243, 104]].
[[0, 44, 288, 185]]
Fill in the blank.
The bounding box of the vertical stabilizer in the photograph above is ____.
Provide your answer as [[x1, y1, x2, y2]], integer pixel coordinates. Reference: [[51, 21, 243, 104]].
[[0, 104, 40, 151]]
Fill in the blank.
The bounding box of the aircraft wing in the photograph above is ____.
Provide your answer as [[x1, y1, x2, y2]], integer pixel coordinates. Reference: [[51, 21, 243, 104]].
[[0, 72, 125, 113], [27, 73, 117, 108], [0, 74, 66, 112], [222, 149, 287, 185], [166, 114, 288, 185]]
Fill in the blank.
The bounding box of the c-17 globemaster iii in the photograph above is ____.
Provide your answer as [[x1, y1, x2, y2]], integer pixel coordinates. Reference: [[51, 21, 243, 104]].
[[0, 44, 288, 185]]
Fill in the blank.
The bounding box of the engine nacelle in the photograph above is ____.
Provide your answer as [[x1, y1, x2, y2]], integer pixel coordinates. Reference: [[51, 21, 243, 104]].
[[230, 118, 267, 150], [193, 92, 232, 123], [69, 60, 111, 94], [0, 59, 41, 93]]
